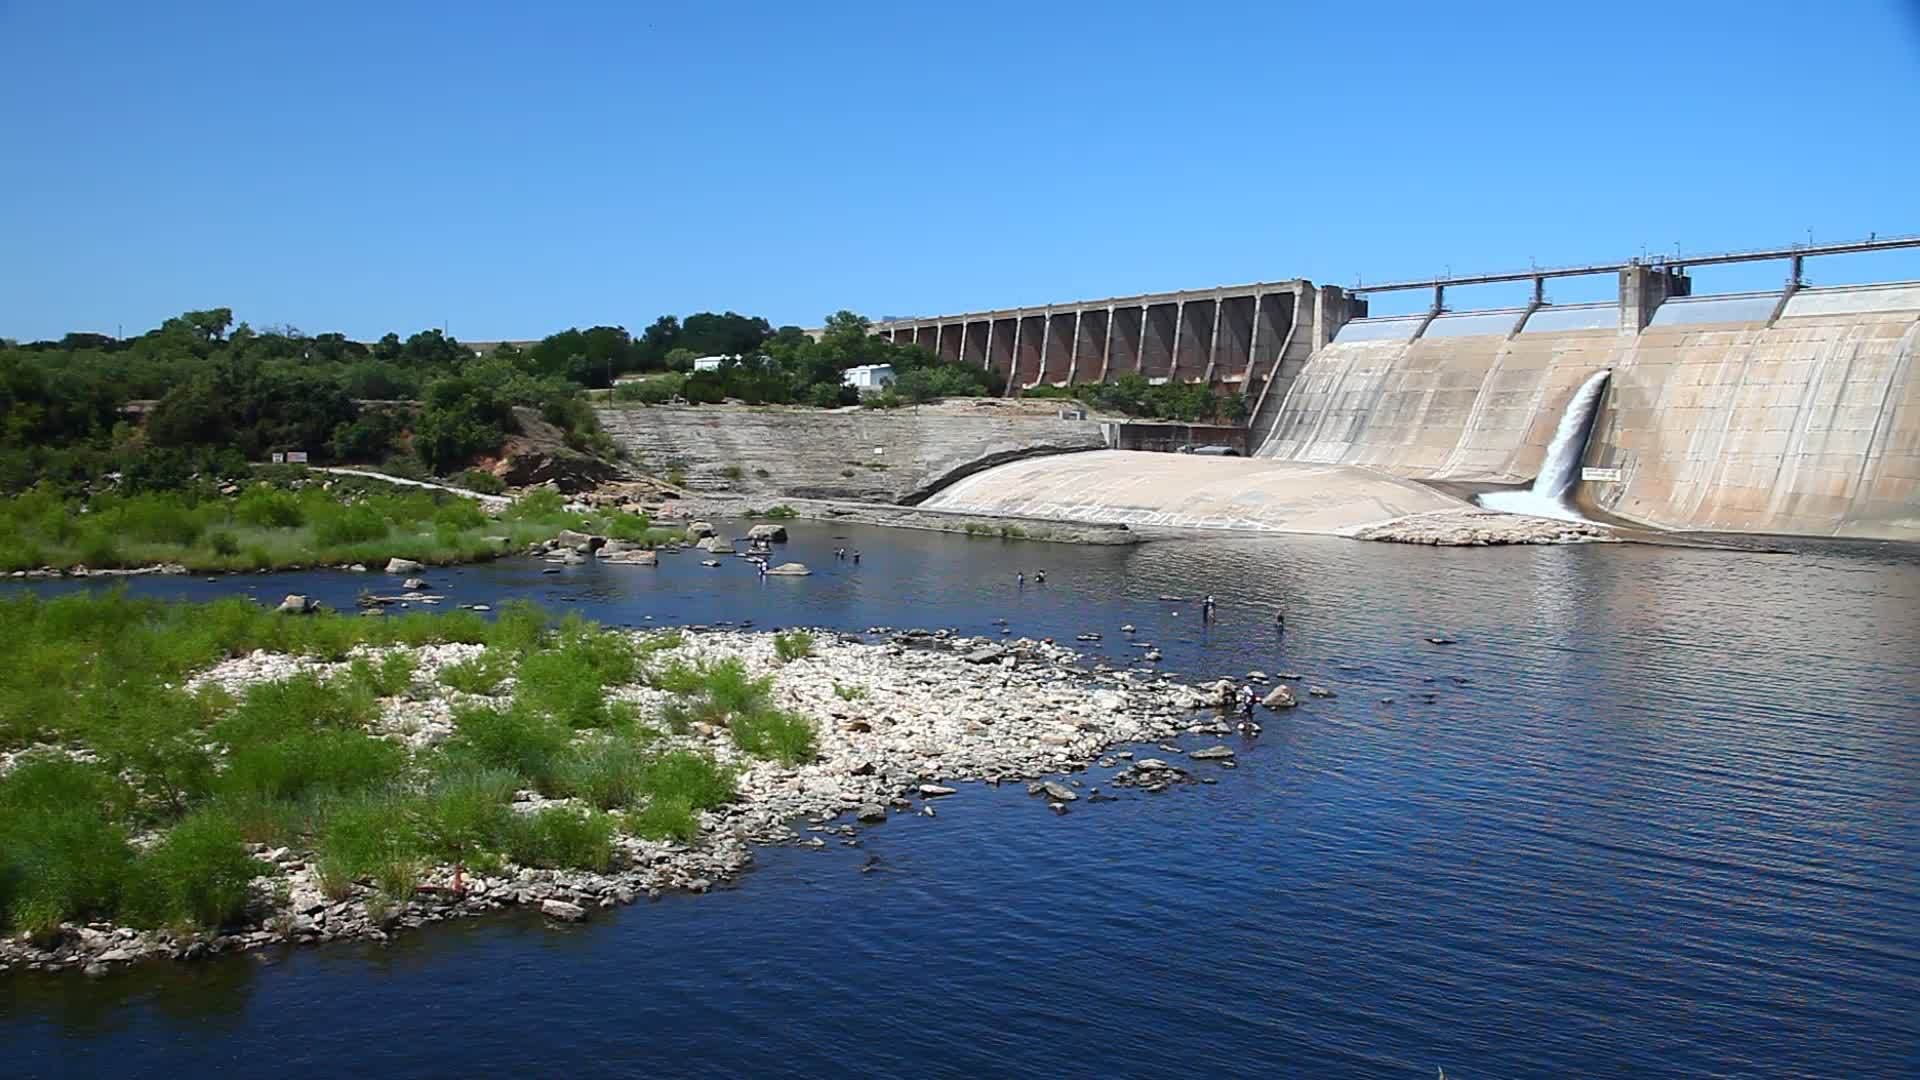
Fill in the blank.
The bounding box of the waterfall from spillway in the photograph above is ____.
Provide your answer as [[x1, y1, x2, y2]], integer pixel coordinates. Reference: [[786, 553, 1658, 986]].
[[1476, 370, 1612, 522]]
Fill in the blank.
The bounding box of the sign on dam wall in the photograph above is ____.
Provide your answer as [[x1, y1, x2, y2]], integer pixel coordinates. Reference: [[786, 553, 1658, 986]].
[[1259, 280, 1920, 540]]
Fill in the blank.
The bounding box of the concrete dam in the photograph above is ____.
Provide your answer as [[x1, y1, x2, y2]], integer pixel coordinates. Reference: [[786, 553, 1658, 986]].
[[907, 237, 1920, 541]]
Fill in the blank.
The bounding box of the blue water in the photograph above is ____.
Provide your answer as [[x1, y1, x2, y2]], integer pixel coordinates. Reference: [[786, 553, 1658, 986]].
[[5, 524, 1918, 1078]]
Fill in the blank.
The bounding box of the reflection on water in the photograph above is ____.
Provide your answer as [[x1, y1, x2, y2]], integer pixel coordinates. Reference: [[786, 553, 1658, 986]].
[[5, 525, 1919, 1078]]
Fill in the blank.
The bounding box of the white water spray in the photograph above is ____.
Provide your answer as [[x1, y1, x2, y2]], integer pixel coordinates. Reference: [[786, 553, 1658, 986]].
[[1476, 370, 1612, 523]]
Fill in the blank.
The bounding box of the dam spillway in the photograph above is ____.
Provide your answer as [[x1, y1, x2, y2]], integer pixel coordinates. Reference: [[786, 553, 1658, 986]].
[[1476, 370, 1612, 523], [877, 238, 1920, 541], [1260, 278, 1920, 539]]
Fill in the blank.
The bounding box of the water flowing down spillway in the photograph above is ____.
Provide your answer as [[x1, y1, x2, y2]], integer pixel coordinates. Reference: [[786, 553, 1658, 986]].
[[1477, 369, 1612, 522]]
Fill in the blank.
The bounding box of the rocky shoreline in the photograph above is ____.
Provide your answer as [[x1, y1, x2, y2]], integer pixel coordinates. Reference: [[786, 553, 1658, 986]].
[[1, 626, 1256, 978], [1347, 508, 1617, 546]]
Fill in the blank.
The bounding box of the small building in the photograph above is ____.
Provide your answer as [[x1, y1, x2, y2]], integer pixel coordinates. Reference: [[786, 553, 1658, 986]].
[[842, 364, 896, 393], [691, 355, 731, 372]]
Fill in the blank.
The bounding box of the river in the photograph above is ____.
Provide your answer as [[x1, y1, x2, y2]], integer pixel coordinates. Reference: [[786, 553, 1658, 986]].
[[4, 523, 1918, 1078]]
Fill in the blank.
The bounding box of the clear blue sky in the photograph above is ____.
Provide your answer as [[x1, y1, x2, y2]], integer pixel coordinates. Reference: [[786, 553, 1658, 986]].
[[3, 0, 1918, 339]]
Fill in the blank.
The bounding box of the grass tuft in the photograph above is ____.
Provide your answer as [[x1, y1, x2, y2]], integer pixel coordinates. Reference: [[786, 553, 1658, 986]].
[[729, 709, 819, 766], [772, 630, 815, 663], [504, 807, 615, 872]]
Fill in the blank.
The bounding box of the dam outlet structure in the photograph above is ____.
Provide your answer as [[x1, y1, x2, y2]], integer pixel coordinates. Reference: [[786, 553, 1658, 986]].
[[1477, 370, 1613, 523]]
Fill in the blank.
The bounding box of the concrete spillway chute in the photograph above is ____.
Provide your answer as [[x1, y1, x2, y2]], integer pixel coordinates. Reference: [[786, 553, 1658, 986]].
[[1475, 370, 1612, 523]]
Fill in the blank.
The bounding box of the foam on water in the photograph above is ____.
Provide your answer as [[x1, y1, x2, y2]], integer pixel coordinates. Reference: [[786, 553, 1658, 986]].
[[1477, 369, 1611, 522]]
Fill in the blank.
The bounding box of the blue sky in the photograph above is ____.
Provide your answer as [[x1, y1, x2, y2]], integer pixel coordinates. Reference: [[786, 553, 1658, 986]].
[[3, 0, 1917, 339]]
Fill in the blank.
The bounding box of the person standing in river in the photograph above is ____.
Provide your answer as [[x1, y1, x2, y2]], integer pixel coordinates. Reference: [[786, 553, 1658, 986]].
[[1035, 570, 1046, 584], [851, 549, 861, 564], [1202, 595, 1217, 622], [1016, 572, 1025, 589]]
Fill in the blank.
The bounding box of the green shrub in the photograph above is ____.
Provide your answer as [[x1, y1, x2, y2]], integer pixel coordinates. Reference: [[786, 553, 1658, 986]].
[[312, 503, 390, 546], [0, 754, 136, 822], [125, 808, 260, 929], [346, 651, 417, 697], [553, 615, 638, 683], [207, 529, 241, 556], [640, 750, 735, 810], [84, 688, 219, 816], [832, 682, 867, 701], [456, 469, 507, 495], [76, 530, 123, 568], [630, 796, 699, 843], [233, 485, 305, 528], [439, 649, 515, 695], [762, 504, 796, 519], [433, 500, 487, 532], [504, 807, 614, 871], [603, 512, 653, 542], [486, 599, 550, 654], [730, 708, 818, 766], [315, 793, 418, 900], [637, 629, 684, 655], [208, 791, 309, 845], [446, 702, 571, 789], [413, 767, 517, 864], [0, 803, 134, 935], [506, 488, 565, 520], [217, 729, 406, 802], [215, 671, 379, 745], [552, 737, 649, 810], [517, 650, 616, 729], [773, 630, 814, 663]]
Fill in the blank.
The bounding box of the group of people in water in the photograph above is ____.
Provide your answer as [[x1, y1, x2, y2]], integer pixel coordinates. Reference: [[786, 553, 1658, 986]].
[[833, 547, 861, 563], [1014, 569, 1047, 588]]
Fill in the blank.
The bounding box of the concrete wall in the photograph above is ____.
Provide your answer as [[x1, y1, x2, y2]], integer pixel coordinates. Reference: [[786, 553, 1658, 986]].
[[1259, 282, 1920, 539], [596, 403, 1108, 504]]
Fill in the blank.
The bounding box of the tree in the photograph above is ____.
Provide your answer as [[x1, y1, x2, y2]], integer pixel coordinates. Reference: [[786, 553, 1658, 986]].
[[635, 315, 680, 370], [413, 372, 515, 473], [678, 312, 771, 358]]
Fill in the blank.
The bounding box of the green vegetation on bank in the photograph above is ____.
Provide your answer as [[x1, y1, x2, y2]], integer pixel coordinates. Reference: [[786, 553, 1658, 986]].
[[0, 308, 610, 495], [0, 476, 674, 573], [0, 594, 820, 937], [1022, 372, 1247, 424]]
